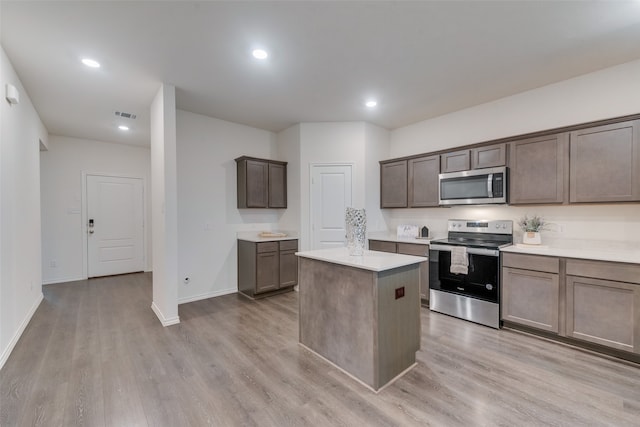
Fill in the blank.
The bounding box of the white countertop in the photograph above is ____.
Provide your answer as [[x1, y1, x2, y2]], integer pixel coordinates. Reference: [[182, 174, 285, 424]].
[[237, 231, 298, 242], [501, 239, 640, 264], [295, 247, 426, 272], [367, 231, 433, 245]]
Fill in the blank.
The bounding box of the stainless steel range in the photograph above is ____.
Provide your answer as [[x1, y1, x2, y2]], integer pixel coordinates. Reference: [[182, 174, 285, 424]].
[[429, 219, 513, 328]]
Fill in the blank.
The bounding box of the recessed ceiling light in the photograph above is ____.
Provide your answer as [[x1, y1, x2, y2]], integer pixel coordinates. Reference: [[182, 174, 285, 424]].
[[81, 58, 101, 68], [365, 100, 378, 108], [118, 125, 129, 131], [252, 49, 268, 60]]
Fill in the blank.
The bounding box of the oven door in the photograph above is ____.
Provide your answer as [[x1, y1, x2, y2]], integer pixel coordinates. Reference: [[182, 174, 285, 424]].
[[428, 245, 499, 303]]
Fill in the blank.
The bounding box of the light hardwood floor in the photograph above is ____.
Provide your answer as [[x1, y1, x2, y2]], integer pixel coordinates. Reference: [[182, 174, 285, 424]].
[[1, 272, 639, 426]]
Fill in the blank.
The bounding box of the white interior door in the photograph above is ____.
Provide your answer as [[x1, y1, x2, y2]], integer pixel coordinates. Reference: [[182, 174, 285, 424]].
[[87, 175, 144, 278], [311, 165, 353, 250]]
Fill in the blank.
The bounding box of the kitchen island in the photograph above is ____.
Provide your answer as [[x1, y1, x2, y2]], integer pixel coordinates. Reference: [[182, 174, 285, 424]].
[[295, 247, 425, 392]]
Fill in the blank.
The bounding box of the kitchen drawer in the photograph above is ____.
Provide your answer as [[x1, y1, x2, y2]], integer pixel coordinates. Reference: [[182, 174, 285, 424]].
[[369, 240, 397, 253], [257, 241, 279, 253], [566, 259, 640, 285], [397, 243, 428, 257], [502, 253, 559, 274], [279, 239, 298, 251]]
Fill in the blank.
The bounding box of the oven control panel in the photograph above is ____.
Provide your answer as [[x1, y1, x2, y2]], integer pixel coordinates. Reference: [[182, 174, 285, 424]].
[[448, 219, 513, 234]]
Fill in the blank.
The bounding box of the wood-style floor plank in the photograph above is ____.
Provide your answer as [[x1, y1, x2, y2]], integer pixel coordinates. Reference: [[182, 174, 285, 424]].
[[1, 272, 639, 426]]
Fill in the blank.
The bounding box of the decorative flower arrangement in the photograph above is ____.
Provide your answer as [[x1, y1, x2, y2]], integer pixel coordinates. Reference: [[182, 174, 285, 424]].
[[518, 214, 547, 245], [517, 214, 547, 232]]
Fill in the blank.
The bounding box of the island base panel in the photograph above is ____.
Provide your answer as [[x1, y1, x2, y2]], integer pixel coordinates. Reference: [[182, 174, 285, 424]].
[[298, 257, 420, 391]]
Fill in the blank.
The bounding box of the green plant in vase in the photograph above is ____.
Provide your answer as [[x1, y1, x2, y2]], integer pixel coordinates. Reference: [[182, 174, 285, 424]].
[[518, 214, 546, 245]]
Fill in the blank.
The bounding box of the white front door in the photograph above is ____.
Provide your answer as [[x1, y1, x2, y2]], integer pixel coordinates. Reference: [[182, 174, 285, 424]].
[[310, 165, 353, 250], [87, 175, 144, 278]]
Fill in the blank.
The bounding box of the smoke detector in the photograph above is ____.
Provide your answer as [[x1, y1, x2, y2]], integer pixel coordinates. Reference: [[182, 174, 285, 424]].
[[115, 111, 137, 119]]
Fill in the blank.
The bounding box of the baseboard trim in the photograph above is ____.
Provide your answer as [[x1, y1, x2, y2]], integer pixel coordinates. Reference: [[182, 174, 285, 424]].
[[151, 301, 180, 327], [42, 276, 85, 285], [0, 292, 44, 371], [178, 288, 237, 305]]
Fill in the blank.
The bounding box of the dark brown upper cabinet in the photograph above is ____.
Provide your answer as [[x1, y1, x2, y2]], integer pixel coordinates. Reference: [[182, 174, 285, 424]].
[[408, 155, 440, 207], [471, 143, 506, 169], [442, 144, 506, 173], [440, 150, 470, 173], [379, 114, 640, 208], [509, 133, 569, 205], [268, 162, 287, 208], [380, 160, 408, 208], [236, 156, 287, 208], [569, 120, 640, 203]]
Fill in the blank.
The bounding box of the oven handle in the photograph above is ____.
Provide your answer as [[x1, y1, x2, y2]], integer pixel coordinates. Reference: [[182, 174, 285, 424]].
[[430, 244, 499, 257]]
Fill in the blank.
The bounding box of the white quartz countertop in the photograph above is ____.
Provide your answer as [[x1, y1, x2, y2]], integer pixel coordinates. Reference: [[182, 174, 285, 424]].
[[501, 239, 640, 264], [237, 231, 298, 242], [367, 231, 433, 245], [296, 247, 426, 272]]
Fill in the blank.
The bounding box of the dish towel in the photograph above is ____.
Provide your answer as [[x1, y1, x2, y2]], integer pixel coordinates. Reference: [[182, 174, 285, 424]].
[[450, 246, 469, 275]]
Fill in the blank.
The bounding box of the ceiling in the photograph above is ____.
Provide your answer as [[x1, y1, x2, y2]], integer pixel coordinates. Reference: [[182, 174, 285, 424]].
[[2, 1, 640, 147]]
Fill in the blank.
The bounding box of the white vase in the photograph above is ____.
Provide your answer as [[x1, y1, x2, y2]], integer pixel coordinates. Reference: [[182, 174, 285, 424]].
[[523, 231, 541, 245]]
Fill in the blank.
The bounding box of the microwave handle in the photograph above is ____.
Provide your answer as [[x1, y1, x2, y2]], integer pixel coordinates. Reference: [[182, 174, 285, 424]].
[[487, 174, 493, 197]]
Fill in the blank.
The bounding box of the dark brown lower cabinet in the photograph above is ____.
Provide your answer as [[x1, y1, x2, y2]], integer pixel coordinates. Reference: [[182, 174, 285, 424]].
[[279, 245, 298, 287], [565, 259, 640, 354], [502, 267, 560, 334], [369, 239, 429, 302], [256, 251, 279, 293], [501, 253, 561, 334], [238, 239, 298, 299], [502, 252, 640, 360]]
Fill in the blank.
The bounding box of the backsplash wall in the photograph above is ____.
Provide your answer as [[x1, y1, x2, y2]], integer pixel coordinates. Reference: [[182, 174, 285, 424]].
[[384, 204, 640, 244]]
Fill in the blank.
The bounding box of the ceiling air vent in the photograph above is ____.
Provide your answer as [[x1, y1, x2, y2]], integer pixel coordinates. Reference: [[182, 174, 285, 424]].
[[115, 111, 137, 119]]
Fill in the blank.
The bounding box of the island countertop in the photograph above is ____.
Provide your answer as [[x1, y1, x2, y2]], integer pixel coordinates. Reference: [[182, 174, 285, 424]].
[[295, 247, 426, 272]]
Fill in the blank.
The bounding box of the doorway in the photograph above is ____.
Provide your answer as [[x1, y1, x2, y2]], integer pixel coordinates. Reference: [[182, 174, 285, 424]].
[[85, 174, 144, 278], [310, 164, 353, 250]]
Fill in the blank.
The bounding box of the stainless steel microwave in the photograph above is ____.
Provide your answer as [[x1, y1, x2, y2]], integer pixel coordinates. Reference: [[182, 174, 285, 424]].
[[438, 166, 508, 205]]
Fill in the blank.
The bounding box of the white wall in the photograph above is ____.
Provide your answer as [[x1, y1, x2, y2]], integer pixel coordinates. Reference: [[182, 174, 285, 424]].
[[299, 122, 366, 250], [40, 135, 151, 284], [176, 117, 390, 302], [388, 59, 640, 244], [291, 122, 390, 251], [364, 123, 390, 233], [1, 46, 48, 369], [176, 110, 280, 303], [150, 84, 179, 326], [391, 59, 640, 156], [276, 124, 301, 234]]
